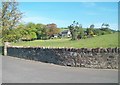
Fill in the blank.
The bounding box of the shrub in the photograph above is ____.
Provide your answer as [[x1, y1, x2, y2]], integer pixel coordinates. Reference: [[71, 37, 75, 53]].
[[83, 35, 87, 39]]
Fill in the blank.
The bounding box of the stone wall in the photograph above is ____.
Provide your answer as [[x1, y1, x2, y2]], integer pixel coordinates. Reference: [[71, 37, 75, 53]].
[[7, 46, 119, 69]]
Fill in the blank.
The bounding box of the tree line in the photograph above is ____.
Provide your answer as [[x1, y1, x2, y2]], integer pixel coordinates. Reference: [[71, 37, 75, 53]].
[[2, 22, 61, 42]]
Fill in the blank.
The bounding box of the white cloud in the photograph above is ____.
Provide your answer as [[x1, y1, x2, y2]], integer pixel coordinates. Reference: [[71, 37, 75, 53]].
[[22, 16, 49, 23], [110, 23, 118, 30], [81, 2, 96, 7]]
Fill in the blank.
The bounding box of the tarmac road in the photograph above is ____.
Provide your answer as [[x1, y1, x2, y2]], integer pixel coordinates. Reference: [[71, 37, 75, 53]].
[[0, 55, 2, 84], [2, 56, 118, 83]]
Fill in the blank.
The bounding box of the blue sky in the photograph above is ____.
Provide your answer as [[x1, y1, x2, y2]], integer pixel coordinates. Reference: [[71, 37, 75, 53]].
[[19, 2, 118, 30]]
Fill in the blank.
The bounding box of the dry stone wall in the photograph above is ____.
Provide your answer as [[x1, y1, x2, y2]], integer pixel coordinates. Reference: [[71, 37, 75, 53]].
[[7, 46, 119, 69]]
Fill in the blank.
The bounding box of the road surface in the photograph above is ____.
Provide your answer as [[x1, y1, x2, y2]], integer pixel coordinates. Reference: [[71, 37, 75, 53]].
[[0, 55, 2, 84], [2, 56, 118, 83]]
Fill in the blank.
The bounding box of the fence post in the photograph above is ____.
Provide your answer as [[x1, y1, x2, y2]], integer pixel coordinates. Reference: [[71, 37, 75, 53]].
[[4, 42, 10, 56]]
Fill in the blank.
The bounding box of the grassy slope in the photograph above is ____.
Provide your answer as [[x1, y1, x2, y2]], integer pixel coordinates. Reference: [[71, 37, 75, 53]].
[[60, 28, 87, 32], [12, 33, 118, 48]]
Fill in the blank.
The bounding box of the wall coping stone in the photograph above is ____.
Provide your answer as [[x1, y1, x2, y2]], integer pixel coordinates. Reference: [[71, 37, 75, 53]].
[[7, 46, 120, 53]]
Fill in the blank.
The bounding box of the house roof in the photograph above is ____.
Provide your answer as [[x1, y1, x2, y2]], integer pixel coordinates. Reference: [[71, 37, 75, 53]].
[[61, 30, 70, 34]]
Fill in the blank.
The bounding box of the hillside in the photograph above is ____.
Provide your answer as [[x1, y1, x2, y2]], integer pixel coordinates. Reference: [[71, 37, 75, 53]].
[[12, 33, 118, 48]]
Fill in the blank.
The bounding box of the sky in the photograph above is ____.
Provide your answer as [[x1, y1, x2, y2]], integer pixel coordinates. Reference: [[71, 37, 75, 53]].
[[18, 2, 118, 30], [16, 0, 120, 2]]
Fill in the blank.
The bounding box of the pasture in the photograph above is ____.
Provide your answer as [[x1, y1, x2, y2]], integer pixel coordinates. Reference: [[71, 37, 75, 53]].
[[12, 33, 118, 48]]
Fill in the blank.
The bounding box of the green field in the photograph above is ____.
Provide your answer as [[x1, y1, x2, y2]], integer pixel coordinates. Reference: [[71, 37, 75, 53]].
[[12, 33, 119, 48]]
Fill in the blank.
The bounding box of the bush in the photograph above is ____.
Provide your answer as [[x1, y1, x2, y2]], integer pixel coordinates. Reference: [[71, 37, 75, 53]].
[[83, 35, 87, 39], [30, 32, 37, 40], [2, 29, 22, 42]]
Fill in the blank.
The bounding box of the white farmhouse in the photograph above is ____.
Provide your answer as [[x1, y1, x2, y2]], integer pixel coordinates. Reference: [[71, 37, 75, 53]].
[[61, 30, 71, 38]]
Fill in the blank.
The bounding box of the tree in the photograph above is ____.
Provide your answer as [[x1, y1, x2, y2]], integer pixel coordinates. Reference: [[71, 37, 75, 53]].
[[105, 24, 110, 28], [68, 21, 80, 40], [1, 0, 22, 42], [21, 28, 37, 41], [93, 29, 102, 36], [100, 23, 112, 35], [29, 32, 37, 40], [0, 30, 1, 39], [45, 23, 60, 39], [47, 28, 60, 38], [77, 27, 84, 39], [46, 23, 57, 29], [2, 28, 22, 42], [86, 28, 94, 37], [35, 23, 49, 40], [90, 24, 94, 28], [35, 23, 45, 39], [41, 27, 48, 40], [101, 23, 110, 29]]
